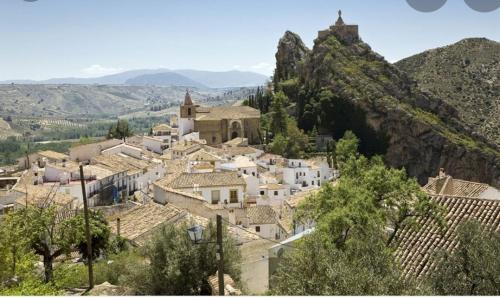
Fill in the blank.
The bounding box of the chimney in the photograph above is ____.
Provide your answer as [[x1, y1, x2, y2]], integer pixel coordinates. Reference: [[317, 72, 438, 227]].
[[117, 218, 121, 237]]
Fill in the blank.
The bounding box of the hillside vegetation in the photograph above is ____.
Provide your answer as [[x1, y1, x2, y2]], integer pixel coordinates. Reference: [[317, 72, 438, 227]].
[[273, 26, 500, 187], [396, 38, 499, 146]]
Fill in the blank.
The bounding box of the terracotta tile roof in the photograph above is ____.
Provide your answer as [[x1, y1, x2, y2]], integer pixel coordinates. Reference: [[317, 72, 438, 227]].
[[195, 106, 260, 121], [224, 137, 248, 147], [93, 154, 156, 176], [208, 272, 242, 296], [260, 183, 287, 190], [163, 171, 245, 189], [153, 123, 172, 132], [108, 201, 202, 246], [171, 140, 201, 152], [247, 205, 278, 225], [13, 181, 75, 208], [187, 149, 222, 162], [394, 195, 500, 279], [215, 146, 261, 157], [286, 188, 320, 208], [423, 175, 490, 198]]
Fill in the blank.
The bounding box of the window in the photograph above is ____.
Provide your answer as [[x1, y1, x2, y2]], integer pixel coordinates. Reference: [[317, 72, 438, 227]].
[[255, 226, 260, 232], [317, 171, 320, 177], [243, 170, 247, 174], [311, 181, 314, 186], [260, 190, 265, 195], [187, 107, 192, 115], [211, 190, 220, 204], [252, 172, 255, 176], [230, 190, 238, 203], [274, 191, 278, 196], [212, 136, 216, 143]]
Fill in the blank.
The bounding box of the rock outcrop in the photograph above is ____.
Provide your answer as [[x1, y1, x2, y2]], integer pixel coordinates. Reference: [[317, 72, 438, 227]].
[[273, 31, 310, 86], [273, 17, 500, 188]]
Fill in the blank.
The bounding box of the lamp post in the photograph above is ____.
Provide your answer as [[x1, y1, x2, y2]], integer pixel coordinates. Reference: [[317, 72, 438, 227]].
[[187, 214, 224, 296]]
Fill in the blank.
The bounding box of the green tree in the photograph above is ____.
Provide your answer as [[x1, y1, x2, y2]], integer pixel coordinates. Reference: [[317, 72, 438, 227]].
[[107, 119, 133, 142], [270, 230, 415, 295], [136, 222, 241, 295], [427, 221, 500, 295], [269, 119, 308, 159], [285, 118, 309, 158], [269, 134, 287, 156], [2, 207, 110, 283], [272, 132, 442, 295], [270, 91, 289, 136]]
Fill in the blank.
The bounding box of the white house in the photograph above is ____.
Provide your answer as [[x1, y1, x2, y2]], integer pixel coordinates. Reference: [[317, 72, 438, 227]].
[[101, 143, 143, 159], [69, 139, 123, 163], [92, 153, 166, 195], [143, 136, 170, 154], [43, 162, 127, 206], [187, 149, 223, 170], [156, 171, 246, 208], [257, 183, 289, 206], [246, 206, 286, 240], [282, 158, 333, 191], [221, 156, 258, 177], [243, 173, 260, 197], [171, 140, 202, 159]]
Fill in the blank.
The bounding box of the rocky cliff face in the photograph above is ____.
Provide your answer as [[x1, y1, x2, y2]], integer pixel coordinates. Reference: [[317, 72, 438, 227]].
[[274, 27, 500, 188], [273, 31, 310, 86], [396, 38, 500, 147]]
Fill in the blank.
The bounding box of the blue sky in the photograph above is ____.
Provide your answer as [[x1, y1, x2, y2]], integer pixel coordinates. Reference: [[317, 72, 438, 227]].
[[0, 0, 498, 80]]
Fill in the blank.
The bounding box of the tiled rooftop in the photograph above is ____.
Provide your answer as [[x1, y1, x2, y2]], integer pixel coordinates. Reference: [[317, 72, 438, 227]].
[[423, 175, 490, 198], [108, 201, 199, 246], [161, 171, 245, 189], [394, 195, 500, 279], [195, 106, 260, 121], [246, 205, 278, 225]]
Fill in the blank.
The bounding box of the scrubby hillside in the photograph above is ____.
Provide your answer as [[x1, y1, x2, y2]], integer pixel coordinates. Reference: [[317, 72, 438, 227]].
[[396, 38, 499, 146], [273, 26, 500, 187]]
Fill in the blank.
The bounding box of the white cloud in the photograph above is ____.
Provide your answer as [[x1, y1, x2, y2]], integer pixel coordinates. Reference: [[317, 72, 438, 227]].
[[232, 65, 241, 69], [81, 64, 122, 76]]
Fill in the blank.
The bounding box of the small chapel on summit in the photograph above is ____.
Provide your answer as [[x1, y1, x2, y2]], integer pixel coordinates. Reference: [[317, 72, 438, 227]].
[[318, 10, 359, 44], [178, 91, 261, 146]]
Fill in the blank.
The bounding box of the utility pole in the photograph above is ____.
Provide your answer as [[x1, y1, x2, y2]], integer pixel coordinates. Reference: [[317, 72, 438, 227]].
[[79, 165, 94, 289], [216, 214, 225, 296]]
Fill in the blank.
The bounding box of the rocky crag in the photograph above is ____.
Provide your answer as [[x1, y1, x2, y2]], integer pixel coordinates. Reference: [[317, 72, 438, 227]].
[[273, 13, 500, 188]]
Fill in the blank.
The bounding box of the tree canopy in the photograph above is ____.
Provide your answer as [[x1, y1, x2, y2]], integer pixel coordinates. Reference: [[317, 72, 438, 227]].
[[427, 221, 500, 295], [107, 119, 133, 141], [271, 131, 442, 295]]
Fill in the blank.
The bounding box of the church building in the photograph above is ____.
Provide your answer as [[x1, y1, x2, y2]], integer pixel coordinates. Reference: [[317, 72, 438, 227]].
[[178, 91, 261, 146]]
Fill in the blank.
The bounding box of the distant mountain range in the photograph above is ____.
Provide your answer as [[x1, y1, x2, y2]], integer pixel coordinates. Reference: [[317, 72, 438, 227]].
[[0, 69, 269, 88]]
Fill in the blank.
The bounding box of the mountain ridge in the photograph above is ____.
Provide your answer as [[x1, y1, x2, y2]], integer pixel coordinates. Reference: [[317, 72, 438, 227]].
[[0, 69, 269, 88], [395, 37, 499, 147], [273, 23, 500, 187]]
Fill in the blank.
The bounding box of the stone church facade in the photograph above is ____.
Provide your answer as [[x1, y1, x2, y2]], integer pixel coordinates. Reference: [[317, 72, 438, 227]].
[[178, 91, 261, 145]]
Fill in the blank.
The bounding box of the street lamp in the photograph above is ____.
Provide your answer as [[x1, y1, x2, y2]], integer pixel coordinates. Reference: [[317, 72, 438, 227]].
[[187, 225, 204, 244], [186, 215, 225, 296]]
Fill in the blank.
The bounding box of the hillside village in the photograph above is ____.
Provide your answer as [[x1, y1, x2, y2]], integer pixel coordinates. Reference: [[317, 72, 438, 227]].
[[2, 88, 499, 294], [1, 9, 499, 297]]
